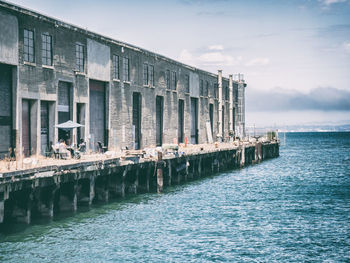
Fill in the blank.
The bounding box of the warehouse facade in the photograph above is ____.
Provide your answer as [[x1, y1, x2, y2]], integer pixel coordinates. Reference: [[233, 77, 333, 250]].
[[0, 1, 246, 158]]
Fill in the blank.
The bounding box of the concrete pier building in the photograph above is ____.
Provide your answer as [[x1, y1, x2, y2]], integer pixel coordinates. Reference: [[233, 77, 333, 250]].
[[0, 1, 246, 158]]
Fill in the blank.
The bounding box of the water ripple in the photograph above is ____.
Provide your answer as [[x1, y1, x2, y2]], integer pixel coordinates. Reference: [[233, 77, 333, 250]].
[[0, 132, 350, 262]]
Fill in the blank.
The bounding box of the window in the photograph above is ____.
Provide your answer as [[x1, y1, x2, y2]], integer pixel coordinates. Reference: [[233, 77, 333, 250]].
[[143, 63, 148, 85], [214, 83, 218, 98], [75, 43, 84, 72], [123, 57, 129, 81], [185, 74, 190, 93], [200, 79, 204, 96], [113, 55, 119, 79], [205, 81, 209, 97], [225, 86, 229, 100], [41, 33, 52, 66], [149, 65, 154, 86], [166, 70, 170, 89], [171, 71, 177, 90], [24, 29, 34, 63]]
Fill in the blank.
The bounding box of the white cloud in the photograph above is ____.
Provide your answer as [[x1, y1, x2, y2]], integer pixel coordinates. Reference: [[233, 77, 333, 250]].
[[208, 45, 224, 51], [343, 42, 350, 53], [245, 57, 270, 67], [198, 52, 235, 66], [320, 0, 347, 5], [178, 48, 242, 67], [179, 49, 194, 63]]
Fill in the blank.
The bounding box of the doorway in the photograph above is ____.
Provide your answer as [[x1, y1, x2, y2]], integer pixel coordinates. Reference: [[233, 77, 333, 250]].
[[190, 98, 198, 144], [156, 96, 163, 146], [132, 93, 142, 150], [178, 99, 184, 143], [222, 105, 225, 139], [89, 80, 106, 150], [22, 100, 31, 156], [209, 103, 213, 138], [58, 81, 71, 142], [40, 101, 49, 154], [0, 63, 13, 158]]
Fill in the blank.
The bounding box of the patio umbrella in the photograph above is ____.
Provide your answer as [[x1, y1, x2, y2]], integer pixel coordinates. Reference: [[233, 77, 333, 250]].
[[55, 120, 84, 131]]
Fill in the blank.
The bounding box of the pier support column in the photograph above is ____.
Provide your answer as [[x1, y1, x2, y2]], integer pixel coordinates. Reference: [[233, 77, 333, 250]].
[[59, 181, 77, 212], [157, 152, 164, 194], [167, 160, 172, 187], [198, 157, 202, 177], [0, 200, 4, 224], [128, 169, 138, 195], [109, 167, 126, 198], [95, 175, 109, 202], [0, 186, 10, 223], [120, 168, 127, 197], [240, 146, 245, 167], [137, 165, 150, 193], [34, 186, 57, 219], [11, 189, 33, 224]]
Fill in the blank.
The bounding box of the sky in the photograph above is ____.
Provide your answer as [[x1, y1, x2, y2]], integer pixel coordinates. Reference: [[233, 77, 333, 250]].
[[7, 0, 350, 128]]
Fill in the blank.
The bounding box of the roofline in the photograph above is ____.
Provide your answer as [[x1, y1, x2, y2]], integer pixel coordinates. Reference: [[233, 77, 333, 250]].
[[0, 0, 243, 82]]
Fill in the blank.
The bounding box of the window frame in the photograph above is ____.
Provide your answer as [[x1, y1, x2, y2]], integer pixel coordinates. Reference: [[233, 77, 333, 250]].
[[205, 81, 209, 97], [166, 70, 170, 89], [24, 29, 35, 63], [143, 63, 149, 86], [75, 43, 84, 72], [41, 33, 52, 66], [185, 74, 190, 93], [171, 71, 177, 90], [149, 65, 154, 86], [200, 79, 204, 96], [123, 57, 130, 82], [113, 55, 120, 80]]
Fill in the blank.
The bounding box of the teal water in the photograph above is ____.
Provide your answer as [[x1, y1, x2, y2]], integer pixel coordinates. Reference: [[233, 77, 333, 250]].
[[0, 132, 350, 262]]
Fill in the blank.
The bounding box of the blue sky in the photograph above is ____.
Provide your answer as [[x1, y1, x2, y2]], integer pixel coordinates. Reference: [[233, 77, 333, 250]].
[[8, 0, 350, 127]]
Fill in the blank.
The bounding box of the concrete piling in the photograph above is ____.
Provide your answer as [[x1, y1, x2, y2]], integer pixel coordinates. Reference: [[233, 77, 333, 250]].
[[157, 152, 164, 194]]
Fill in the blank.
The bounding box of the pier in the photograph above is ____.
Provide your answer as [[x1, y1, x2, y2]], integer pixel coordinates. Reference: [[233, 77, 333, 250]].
[[0, 141, 279, 225]]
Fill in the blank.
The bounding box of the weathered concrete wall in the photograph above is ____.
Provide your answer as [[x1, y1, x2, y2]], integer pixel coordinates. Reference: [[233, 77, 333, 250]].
[[87, 39, 110, 81], [0, 10, 18, 65], [0, 2, 246, 156], [0, 142, 279, 224]]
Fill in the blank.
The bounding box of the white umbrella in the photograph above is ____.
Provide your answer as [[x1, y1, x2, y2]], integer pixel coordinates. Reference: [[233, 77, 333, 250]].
[[55, 120, 84, 131]]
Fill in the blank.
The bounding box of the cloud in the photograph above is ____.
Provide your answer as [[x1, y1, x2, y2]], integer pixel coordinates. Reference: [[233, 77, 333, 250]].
[[245, 58, 270, 67], [198, 52, 235, 66], [344, 42, 350, 52], [208, 45, 224, 51], [320, 0, 347, 5], [246, 87, 350, 112], [179, 49, 194, 64], [178, 46, 242, 67]]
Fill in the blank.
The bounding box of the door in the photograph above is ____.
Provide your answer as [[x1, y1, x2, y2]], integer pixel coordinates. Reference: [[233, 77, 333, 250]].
[[190, 98, 198, 144], [209, 103, 213, 138], [156, 96, 163, 146], [22, 100, 31, 156], [222, 105, 225, 139], [133, 93, 141, 150], [178, 99, 184, 143], [89, 80, 106, 150], [0, 64, 13, 158], [232, 107, 235, 134], [58, 81, 71, 142], [40, 101, 49, 154]]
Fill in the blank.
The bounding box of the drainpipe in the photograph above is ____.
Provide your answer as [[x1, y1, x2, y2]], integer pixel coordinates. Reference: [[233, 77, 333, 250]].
[[229, 74, 233, 139], [218, 70, 223, 142]]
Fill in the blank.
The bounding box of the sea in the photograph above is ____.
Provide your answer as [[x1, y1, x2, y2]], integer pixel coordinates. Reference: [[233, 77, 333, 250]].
[[0, 132, 349, 262]]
